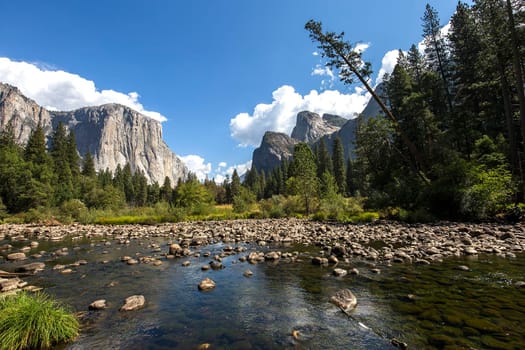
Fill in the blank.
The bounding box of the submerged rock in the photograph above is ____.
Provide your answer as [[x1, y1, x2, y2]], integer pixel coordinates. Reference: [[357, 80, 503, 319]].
[[120, 295, 145, 311]]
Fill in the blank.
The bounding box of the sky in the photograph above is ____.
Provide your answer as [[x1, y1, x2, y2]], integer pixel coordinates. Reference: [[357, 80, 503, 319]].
[[0, 1, 461, 182]]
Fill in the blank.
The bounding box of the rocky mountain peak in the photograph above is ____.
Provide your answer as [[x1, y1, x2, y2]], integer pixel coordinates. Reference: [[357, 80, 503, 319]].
[[290, 111, 344, 143]]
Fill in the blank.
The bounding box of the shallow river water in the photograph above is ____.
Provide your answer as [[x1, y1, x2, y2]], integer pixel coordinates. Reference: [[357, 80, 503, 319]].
[[2, 234, 525, 349]]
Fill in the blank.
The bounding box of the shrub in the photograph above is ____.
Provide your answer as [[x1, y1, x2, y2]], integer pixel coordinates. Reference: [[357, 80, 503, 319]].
[[232, 187, 256, 213], [0, 292, 79, 350], [59, 199, 88, 223]]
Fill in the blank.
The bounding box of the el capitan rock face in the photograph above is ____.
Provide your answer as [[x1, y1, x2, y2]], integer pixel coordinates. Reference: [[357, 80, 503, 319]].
[[0, 82, 187, 184]]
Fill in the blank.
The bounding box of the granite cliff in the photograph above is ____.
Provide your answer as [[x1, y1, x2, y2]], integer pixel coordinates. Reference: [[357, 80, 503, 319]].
[[0, 83, 187, 184], [251, 84, 385, 172]]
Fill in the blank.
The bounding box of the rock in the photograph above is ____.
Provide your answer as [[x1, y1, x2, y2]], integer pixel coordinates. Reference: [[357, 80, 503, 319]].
[[209, 261, 223, 270], [312, 257, 328, 265], [371, 268, 381, 274], [6, 252, 26, 261], [89, 299, 108, 310], [243, 269, 253, 277], [198, 278, 216, 291], [514, 281, 525, 288], [197, 344, 211, 350], [328, 255, 339, 264], [120, 295, 145, 311], [331, 245, 347, 257], [0, 278, 20, 292], [464, 247, 478, 255], [201, 265, 210, 271], [457, 265, 470, 271], [181, 261, 191, 267], [126, 258, 139, 265], [16, 262, 45, 272], [391, 338, 408, 349], [330, 289, 357, 313], [169, 243, 182, 255], [264, 251, 280, 261], [61, 268, 74, 274], [350, 268, 360, 275], [333, 268, 347, 277]]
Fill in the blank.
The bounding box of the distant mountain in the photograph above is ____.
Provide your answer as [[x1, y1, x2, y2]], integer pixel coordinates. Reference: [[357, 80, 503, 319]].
[[251, 83, 385, 172], [0, 82, 187, 184], [290, 111, 347, 143], [252, 131, 298, 174]]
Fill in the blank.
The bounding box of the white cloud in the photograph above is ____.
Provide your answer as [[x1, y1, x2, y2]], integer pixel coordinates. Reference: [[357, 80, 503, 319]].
[[214, 160, 252, 184], [375, 49, 401, 85], [312, 51, 319, 56], [179, 154, 212, 181], [354, 42, 370, 54], [230, 85, 369, 147], [0, 57, 166, 122], [218, 162, 227, 168]]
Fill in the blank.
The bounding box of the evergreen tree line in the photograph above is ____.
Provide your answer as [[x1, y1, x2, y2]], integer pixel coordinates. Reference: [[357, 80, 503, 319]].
[[0, 122, 217, 215], [304, 1, 524, 220]]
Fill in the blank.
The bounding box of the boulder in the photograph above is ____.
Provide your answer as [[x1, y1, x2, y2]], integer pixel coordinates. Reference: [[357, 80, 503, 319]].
[[120, 295, 145, 311], [330, 289, 357, 313], [89, 299, 108, 310], [6, 252, 26, 261], [333, 268, 347, 277], [198, 278, 216, 291]]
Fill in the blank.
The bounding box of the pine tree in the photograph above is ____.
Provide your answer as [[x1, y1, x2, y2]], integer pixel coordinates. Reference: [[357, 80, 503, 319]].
[[332, 137, 346, 194], [288, 143, 318, 214], [345, 158, 357, 197], [316, 138, 333, 178], [231, 169, 241, 199], [422, 3, 453, 112], [50, 122, 74, 205], [407, 44, 425, 87], [160, 176, 173, 203], [81, 152, 96, 178]]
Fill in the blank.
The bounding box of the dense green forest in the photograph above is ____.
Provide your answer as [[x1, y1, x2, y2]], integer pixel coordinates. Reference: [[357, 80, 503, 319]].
[[0, 0, 523, 223]]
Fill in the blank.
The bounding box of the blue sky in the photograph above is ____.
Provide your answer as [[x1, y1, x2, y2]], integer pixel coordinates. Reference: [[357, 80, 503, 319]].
[[0, 0, 460, 181]]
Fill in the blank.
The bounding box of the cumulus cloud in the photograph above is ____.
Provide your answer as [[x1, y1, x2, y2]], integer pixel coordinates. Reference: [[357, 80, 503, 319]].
[[0, 57, 166, 122], [214, 160, 252, 184], [375, 49, 401, 85], [179, 154, 212, 181], [354, 42, 370, 54], [230, 85, 369, 147], [218, 162, 227, 168]]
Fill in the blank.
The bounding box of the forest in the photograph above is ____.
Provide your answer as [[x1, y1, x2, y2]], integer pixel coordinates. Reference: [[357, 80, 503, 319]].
[[0, 0, 523, 223]]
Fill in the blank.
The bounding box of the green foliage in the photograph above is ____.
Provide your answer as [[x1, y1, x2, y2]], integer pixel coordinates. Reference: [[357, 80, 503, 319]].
[[173, 178, 214, 215], [59, 199, 88, 223], [232, 187, 256, 213], [315, 195, 364, 221], [0, 292, 78, 350], [460, 164, 515, 219], [288, 143, 318, 214]]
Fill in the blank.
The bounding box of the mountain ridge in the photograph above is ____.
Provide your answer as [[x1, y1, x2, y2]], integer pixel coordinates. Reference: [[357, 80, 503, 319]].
[[0, 82, 187, 184]]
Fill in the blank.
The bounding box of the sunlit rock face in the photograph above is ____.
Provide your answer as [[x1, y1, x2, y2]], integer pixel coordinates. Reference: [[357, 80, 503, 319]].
[[0, 82, 187, 184]]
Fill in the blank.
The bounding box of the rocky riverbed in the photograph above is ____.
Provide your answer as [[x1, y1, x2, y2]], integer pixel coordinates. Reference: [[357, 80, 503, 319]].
[[1, 219, 524, 295], [1, 219, 524, 349]]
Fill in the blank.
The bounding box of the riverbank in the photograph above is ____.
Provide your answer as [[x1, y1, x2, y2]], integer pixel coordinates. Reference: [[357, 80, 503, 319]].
[[2, 219, 524, 262]]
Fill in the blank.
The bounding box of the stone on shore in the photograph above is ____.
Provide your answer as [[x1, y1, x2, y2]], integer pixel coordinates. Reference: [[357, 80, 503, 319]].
[[120, 295, 145, 311]]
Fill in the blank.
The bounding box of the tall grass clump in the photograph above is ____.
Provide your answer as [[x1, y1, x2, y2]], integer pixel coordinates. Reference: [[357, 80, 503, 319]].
[[0, 292, 79, 350]]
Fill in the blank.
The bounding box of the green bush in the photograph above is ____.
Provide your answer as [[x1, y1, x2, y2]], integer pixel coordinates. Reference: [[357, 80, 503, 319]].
[[59, 199, 88, 223], [232, 187, 256, 213], [0, 292, 78, 350]]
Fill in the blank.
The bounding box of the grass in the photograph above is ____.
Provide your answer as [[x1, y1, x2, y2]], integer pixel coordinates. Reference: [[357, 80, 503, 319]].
[[0, 292, 79, 350]]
